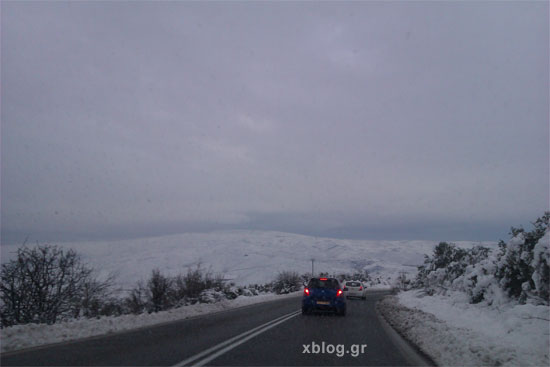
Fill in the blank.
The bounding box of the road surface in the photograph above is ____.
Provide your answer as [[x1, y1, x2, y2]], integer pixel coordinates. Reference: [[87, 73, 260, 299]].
[[1, 290, 431, 366]]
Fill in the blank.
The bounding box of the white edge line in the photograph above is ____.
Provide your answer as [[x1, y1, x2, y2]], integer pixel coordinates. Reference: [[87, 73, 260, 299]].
[[173, 310, 300, 367]]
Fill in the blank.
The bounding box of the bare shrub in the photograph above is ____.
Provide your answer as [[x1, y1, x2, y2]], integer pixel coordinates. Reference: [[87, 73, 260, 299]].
[[272, 271, 302, 294], [125, 281, 147, 314], [0, 245, 112, 326], [146, 269, 173, 312]]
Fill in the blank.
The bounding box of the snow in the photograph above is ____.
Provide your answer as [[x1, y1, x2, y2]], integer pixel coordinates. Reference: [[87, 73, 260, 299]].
[[0, 292, 300, 353], [379, 290, 550, 366], [532, 231, 550, 298], [0, 230, 500, 354], [0, 230, 495, 290]]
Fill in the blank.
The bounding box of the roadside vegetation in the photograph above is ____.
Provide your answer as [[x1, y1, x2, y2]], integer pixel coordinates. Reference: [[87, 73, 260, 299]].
[[0, 245, 307, 327], [379, 212, 550, 367], [412, 212, 549, 306], [0, 245, 116, 327]]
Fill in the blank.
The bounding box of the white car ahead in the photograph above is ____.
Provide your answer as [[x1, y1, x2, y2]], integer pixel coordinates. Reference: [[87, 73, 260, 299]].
[[343, 280, 366, 300]]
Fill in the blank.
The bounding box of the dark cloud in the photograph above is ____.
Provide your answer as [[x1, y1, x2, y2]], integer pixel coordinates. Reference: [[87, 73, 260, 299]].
[[1, 2, 548, 244]]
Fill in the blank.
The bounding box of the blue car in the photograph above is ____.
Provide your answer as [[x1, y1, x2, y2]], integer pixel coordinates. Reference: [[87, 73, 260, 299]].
[[302, 277, 346, 316]]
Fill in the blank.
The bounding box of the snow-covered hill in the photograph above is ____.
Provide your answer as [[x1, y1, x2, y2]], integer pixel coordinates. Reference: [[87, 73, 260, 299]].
[[0, 230, 496, 289]]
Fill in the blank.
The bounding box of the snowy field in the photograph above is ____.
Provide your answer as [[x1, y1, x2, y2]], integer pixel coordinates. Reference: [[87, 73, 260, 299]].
[[0, 230, 495, 290], [379, 290, 550, 366], [1, 230, 501, 354]]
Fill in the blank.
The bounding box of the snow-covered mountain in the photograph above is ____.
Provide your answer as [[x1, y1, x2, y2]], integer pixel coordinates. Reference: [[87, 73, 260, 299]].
[[0, 230, 496, 289]]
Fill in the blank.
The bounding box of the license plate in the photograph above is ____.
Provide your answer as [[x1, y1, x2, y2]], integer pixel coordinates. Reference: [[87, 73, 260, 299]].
[[316, 301, 330, 305]]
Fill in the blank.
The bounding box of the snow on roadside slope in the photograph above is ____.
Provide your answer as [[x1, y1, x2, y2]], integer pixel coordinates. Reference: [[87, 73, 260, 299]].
[[0, 292, 300, 353], [378, 290, 549, 366]]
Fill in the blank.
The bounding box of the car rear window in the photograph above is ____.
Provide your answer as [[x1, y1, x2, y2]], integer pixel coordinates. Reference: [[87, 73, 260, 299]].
[[308, 278, 339, 289], [346, 281, 361, 287]]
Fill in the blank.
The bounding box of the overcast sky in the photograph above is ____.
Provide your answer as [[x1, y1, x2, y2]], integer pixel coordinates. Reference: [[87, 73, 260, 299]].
[[1, 1, 548, 244]]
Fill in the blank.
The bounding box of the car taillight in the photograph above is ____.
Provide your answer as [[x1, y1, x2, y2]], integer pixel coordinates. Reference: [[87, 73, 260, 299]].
[[320, 278, 328, 281], [304, 288, 310, 296], [336, 289, 343, 297], [359, 286, 363, 290]]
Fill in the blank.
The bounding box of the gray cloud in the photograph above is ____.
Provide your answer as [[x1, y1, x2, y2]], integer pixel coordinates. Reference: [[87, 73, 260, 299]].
[[2, 1, 548, 244]]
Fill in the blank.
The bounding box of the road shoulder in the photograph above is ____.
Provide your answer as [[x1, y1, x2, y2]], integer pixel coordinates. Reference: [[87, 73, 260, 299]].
[[376, 295, 436, 366]]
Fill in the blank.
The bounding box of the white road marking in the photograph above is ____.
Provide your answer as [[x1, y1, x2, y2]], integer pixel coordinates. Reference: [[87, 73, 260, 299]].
[[173, 310, 300, 367]]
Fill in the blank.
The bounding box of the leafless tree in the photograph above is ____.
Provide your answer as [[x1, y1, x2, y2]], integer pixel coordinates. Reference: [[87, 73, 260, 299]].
[[1, 245, 112, 326]]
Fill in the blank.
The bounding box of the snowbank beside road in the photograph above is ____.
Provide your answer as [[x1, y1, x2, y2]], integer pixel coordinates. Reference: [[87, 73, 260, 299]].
[[0, 292, 300, 353], [378, 291, 549, 366]]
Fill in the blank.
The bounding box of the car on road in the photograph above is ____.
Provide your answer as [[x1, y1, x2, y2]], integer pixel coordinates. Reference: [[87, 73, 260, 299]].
[[302, 277, 346, 316], [343, 280, 366, 300]]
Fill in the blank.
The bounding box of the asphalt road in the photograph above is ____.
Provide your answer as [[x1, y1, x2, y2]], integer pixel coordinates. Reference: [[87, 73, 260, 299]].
[[1, 290, 430, 366]]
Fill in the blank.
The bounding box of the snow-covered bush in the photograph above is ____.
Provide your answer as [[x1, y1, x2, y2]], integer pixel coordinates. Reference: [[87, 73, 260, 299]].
[[452, 252, 508, 305], [495, 213, 549, 304], [199, 289, 226, 303], [245, 282, 274, 294], [336, 271, 371, 283], [415, 212, 550, 306], [240, 287, 256, 297], [394, 272, 413, 290], [272, 271, 302, 294], [531, 230, 550, 302], [223, 286, 240, 300], [415, 242, 490, 295]]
